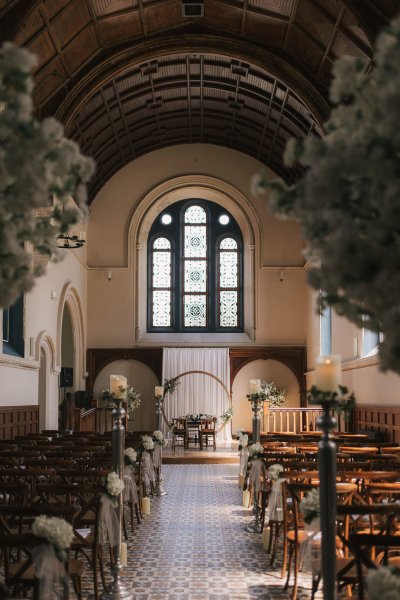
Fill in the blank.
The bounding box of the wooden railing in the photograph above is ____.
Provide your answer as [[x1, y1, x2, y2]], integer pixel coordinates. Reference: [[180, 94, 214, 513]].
[[75, 403, 129, 434], [267, 407, 351, 435], [354, 404, 400, 444], [74, 407, 96, 433]]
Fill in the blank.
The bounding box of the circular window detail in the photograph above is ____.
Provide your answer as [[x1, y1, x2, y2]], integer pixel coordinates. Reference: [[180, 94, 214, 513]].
[[190, 271, 201, 281], [190, 236, 201, 247], [190, 305, 201, 317], [161, 213, 172, 225], [218, 214, 230, 225]]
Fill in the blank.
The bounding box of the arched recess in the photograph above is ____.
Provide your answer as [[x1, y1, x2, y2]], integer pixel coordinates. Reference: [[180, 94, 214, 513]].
[[34, 332, 57, 431], [231, 357, 300, 434], [130, 175, 260, 342], [56, 282, 86, 391], [93, 359, 158, 432]]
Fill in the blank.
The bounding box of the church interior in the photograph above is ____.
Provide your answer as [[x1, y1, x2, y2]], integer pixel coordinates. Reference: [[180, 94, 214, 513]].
[[1, 1, 400, 599]]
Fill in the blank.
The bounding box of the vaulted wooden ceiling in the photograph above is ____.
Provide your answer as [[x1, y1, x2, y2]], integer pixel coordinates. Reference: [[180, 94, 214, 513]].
[[2, 0, 399, 201]]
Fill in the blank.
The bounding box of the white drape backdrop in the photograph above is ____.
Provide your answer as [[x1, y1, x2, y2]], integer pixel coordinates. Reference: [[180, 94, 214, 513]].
[[162, 347, 231, 441]]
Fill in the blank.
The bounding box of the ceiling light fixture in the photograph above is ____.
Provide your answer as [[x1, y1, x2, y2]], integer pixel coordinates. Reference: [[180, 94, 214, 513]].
[[182, 1, 204, 17], [56, 231, 86, 249]]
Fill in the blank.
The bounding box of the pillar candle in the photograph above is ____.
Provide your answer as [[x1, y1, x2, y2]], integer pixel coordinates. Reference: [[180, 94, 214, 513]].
[[120, 542, 128, 567], [315, 355, 341, 392], [262, 526, 271, 550], [110, 374, 127, 398], [242, 490, 251, 508], [249, 379, 261, 394], [155, 386, 164, 397], [141, 496, 151, 515]]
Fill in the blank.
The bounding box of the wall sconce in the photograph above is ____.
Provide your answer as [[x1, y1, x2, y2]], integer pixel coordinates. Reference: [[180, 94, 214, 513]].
[[107, 270, 112, 282], [279, 270, 284, 283]]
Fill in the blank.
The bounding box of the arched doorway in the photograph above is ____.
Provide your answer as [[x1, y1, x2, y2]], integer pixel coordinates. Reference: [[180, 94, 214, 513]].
[[38, 347, 47, 432], [60, 303, 75, 430]]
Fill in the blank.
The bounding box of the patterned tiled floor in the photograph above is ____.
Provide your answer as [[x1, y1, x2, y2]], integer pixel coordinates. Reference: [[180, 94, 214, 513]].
[[81, 464, 319, 599]]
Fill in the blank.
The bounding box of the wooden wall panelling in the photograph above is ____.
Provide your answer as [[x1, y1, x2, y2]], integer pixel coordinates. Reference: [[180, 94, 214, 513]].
[[0, 406, 39, 440]]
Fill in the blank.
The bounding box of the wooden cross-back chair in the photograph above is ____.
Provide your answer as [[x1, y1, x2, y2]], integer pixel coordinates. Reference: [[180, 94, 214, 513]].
[[172, 418, 188, 450], [199, 418, 216, 451], [0, 504, 83, 600]]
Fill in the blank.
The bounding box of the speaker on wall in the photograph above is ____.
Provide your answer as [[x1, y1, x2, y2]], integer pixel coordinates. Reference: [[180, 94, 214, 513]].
[[60, 367, 73, 387]]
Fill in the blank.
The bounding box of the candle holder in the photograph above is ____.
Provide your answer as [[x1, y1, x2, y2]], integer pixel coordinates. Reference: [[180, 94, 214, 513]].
[[101, 398, 134, 600], [308, 385, 355, 600], [154, 394, 167, 497], [245, 445, 264, 534], [247, 392, 266, 444]]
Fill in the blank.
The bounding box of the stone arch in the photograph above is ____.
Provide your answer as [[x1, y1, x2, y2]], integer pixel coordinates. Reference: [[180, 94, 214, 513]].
[[35, 332, 56, 431], [130, 174, 260, 342], [56, 282, 86, 390]]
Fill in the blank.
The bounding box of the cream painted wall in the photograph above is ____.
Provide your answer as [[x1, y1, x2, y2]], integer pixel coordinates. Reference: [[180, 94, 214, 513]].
[[232, 358, 300, 434], [87, 143, 307, 348], [93, 359, 158, 432], [305, 275, 400, 407], [0, 230, 88, 429]]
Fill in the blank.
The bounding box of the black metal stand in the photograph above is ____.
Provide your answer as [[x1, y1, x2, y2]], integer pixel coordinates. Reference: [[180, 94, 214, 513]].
[[246, 396, 263, 533], [317, 402, 337, 600], [101, 399, 134, 600]]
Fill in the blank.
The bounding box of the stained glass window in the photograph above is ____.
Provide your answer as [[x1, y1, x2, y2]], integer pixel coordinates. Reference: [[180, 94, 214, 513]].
[[218, 237, 239, 327], [148, 200, 243, 332], [151, 236, 172, 327]]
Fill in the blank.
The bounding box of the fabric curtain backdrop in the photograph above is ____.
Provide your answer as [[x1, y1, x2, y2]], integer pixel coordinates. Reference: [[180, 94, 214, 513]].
[[162, 348, 231, 441]]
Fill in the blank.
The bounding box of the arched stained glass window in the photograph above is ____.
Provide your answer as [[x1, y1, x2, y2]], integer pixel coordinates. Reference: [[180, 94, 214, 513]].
[[150, 236, 172, 328], [148, 200, 243, 332], [183, 205, 207, 327], [218, 237, 239, 328]]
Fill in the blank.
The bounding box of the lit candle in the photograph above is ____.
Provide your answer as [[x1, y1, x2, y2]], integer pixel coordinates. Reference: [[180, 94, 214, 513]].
[[141, 496, 151, 515], [242, 490, 251, 508], [155, 386, 164, 397], [120, 542, 128, 566], [262, 525, 271, 550], [110, 374, 127, 398], [249, 379, 261, 395], [315, 355, 341, 392]]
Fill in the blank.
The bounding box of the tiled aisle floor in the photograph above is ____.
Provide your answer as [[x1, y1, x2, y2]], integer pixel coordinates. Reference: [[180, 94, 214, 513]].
[[82, 464, 317, 599]]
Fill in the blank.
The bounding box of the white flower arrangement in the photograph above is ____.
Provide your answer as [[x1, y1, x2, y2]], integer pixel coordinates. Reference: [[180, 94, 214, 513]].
[[238, 433, 248, 450], [183, 413, 214, 421], [106, 471, 125, 497], [0, 42, 95, 309], [261, 382, 287, 408], [299, 488, 320, 524], [254, 16, 400, 375], [32, 515, 74, 561], [142, 435, 155, 451], [124, 447, 137, 464], [267, 463, 284, 482], [101, 385, 141, 414], [220, 407, 233, 424], [248, 442, 264, 459], [152, 430, 168, 447], [367, 566, 400, 600]]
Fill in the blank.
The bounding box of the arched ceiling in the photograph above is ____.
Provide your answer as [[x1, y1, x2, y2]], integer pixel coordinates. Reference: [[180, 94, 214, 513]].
[[1, 0, 399, 201]]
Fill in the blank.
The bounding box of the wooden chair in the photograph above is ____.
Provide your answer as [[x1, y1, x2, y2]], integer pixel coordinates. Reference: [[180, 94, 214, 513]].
[[199, 418, 216, 451], [172, 418, 188, 450], [0, 505, 84, 599]]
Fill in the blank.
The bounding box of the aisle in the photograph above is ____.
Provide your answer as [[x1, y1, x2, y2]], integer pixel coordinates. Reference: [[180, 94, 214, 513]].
[[83, 464, 314, 599]]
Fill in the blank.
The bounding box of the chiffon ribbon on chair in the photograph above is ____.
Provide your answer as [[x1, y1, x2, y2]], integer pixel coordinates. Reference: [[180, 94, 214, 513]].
[[238, 447, 249, 488], [265, 478, 286, 523], [248, 458, 266, 495], [152, 444, 162, 470], [299, 516, 321, 575], [142, 451, 156, 491], [123, 469, 139, 504], [33, 543, 70, 599], [98, 494, 120, 547]]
